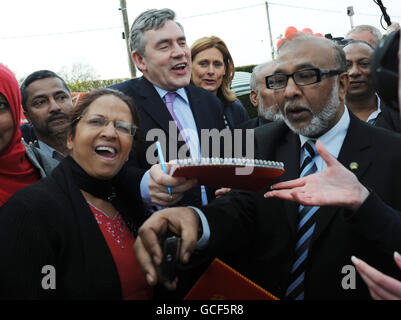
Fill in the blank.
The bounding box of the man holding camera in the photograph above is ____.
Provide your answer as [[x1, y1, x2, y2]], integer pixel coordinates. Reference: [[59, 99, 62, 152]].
[[134, 35, 401, 300]]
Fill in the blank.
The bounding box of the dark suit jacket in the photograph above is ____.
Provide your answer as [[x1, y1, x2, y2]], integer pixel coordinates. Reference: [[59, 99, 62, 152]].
[[237, 117, 275, 129], [110, 77, 227, 207], [375, 102, 401, 133], [237, 117, 260, 129], [0, 158, 147, 299], [223, 99, 249, 129], [20, 123, 38, 146], [200, 112, 401, 300]]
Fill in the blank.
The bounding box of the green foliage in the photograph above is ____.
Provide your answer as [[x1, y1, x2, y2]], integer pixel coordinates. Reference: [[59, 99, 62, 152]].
[[235, 64, 257, 73], [67, 78, 129, 92], [238, 94, 257, 119], [235, 64, 257, 120]]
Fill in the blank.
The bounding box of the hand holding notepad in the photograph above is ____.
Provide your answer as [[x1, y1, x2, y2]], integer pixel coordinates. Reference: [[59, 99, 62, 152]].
[[170, 157, 285, 192]]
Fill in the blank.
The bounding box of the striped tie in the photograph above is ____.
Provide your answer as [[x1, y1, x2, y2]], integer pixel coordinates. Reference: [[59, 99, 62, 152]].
[[285, 140, 318, 300]]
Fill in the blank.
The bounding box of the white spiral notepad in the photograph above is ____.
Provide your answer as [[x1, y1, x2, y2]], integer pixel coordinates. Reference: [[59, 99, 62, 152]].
[[170, 158, 285, 191]]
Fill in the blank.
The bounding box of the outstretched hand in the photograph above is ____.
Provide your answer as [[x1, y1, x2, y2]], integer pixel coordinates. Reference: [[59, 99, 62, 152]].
[[264, 140, 370, 211], [352, 253, 401, 300]]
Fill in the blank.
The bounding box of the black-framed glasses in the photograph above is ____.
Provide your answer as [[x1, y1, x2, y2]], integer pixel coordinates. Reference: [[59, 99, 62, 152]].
[[265, 68, 344, 90], [76, 114, 137, 136]]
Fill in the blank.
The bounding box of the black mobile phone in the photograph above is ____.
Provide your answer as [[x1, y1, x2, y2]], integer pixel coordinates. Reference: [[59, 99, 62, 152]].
[[160, 235, 181, 282]]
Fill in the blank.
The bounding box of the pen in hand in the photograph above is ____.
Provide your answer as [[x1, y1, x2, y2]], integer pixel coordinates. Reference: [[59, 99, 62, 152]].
[[155, 141, 172, 196]]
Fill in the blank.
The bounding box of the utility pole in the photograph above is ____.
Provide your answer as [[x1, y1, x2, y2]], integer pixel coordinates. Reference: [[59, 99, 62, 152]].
[[119, 0, 136, 78], [265, 1, 275, 60], [347, 6, 355, 30]]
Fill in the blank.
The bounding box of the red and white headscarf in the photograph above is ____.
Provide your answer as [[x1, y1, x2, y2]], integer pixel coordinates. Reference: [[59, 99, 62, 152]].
[[0, 64, 40, 206]]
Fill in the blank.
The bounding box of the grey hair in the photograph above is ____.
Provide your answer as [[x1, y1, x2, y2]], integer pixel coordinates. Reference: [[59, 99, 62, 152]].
[[129, 8, 184, 56], [346, 25, 382, 46], [332, 41, 347, 71], [250, 61, 275, 92], [280, 35, 347, 71], [343, 39, 375, 50]]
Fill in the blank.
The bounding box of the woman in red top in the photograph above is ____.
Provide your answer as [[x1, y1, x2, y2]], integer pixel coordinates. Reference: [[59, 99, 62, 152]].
[[0, 88, 152, 299]]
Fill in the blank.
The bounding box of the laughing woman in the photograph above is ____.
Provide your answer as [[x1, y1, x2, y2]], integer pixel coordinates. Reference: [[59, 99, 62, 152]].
[[0, 88, 152, 300]]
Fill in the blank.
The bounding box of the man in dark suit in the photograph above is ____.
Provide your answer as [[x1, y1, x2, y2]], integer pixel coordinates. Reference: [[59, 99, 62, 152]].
[[267, 30, 401, 299], [238, 61, 281, 129], [133, 35, 401, 300], [343, 40, 401, 133], [110, 9, 226, 210]]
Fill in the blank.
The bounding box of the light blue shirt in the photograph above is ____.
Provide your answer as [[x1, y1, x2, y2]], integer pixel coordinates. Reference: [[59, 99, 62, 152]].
[[140, 85, 209, 211], [366, 94, 382, 124], [195, 106, 351, 249]]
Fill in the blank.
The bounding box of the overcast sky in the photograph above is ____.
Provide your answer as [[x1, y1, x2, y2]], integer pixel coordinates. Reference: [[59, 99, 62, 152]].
[[1, 0, 400, 81]]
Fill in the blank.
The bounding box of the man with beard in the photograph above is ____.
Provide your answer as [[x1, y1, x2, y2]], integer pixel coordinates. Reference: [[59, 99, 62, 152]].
[[133, 35, 401, 300], [20, 70, 73, 160], [239, 61, 281, 129], [265, 30, 401, 300], [343, 40, 400, 132]]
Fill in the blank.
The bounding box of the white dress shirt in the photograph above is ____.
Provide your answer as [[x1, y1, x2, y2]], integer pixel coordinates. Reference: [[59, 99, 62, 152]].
[[140, 85, 209, 211]]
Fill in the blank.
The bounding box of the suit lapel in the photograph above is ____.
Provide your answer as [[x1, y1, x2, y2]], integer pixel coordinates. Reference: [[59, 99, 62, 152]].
[[137, 77, 175, 134], [311, 113, 373, 246], [185, 85, 209, 138], [256, 123, 301, 234], [277, 130, 301, 235]]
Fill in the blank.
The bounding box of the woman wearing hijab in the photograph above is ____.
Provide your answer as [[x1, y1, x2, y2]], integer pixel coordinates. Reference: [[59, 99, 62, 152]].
[[0, 64, 57, 207], [0, 88, 152, 299], [190, 36, 249, 128]]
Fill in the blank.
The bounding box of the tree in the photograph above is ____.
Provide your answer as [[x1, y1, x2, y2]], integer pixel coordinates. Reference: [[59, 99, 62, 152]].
[[58, 62, 100, 84]]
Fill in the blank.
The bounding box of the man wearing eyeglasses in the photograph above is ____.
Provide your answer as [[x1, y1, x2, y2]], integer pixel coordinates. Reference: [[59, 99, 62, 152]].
[[133, 35, 401, 300]]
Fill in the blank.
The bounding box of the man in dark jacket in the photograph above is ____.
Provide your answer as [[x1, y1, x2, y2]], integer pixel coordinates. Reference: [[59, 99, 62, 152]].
[[110, 9, 227, 211], [239, 61, 281, 129], [343, 40, 400, 133], [133, 35, 401, 300]]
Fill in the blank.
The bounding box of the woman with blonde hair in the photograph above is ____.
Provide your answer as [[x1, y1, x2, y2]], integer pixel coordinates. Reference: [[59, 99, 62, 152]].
[[191, 36, 249, 128]]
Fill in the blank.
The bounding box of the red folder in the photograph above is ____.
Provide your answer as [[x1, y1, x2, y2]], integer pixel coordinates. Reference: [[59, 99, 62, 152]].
[[184, 258, 279, 300], [170, 159, 285, 192]]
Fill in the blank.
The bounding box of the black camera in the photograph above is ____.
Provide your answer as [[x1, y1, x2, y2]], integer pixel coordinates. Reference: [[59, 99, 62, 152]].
[[160, 235, 181, 282], [325, 34, 352, 47]]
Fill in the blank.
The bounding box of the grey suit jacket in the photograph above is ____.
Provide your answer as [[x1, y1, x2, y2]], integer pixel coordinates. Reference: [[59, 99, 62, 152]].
[[24, 142, 59, 178]]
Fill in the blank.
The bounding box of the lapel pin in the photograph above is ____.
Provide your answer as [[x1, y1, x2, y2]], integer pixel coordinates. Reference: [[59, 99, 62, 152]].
[[349, 162, 359, 171]]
